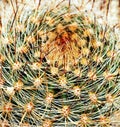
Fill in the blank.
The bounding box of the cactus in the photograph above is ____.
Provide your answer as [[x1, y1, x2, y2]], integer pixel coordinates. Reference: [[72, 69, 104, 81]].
[[0, 0, 120, 127]]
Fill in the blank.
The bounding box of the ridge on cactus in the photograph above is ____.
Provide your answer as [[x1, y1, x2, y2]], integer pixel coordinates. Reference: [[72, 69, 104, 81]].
[[0, 0, 120, 127]]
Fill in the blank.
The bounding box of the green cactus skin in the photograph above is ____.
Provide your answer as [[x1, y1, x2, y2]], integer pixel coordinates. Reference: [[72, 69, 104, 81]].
[[0, 1, 120, 127]]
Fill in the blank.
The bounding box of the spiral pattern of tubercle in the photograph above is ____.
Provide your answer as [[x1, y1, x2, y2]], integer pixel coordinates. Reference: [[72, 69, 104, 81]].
[[0, 4, 120, 127]]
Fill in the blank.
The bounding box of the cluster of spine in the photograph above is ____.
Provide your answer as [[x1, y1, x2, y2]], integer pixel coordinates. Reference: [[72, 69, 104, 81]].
[[0, 1, 120, 127]]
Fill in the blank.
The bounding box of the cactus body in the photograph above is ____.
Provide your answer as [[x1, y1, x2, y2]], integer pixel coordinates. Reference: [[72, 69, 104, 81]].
[[0, 1, 120, 127]]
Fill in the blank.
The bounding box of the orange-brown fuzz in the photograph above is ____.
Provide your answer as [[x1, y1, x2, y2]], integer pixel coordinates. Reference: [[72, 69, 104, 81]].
[[0, 54, 5, 63], [106, 94, 114, 103], [14, 80, 24, 91], [59, 75, 67, 87], [61, 106, 70, 117], [17, 46, 28, 54], [87, 70, 97, 81], [0, 78, 5, 86], [89, 92, 98, 104], [20, 122, 30, 127], [31, 62, 42, 70], [74, 68, 82, 77], [42, 119, 53, 127], [80, 114, 90, 125], [12, 61, 22, 71], [99, 116, 110, 125], [73, 86, 81, 97], [3, 103, 12, 114], [50, 66, 58, 75], [45, 92, 54, 105], [24, 102, 34, 113], [33, 77, 43, 87], [0, 120, 9, 127]]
